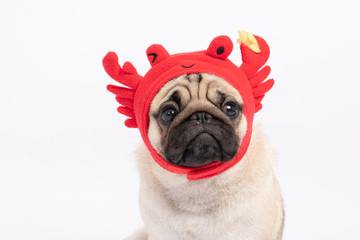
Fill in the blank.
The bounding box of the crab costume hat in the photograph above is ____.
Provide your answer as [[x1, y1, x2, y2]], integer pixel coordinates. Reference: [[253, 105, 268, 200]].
[[103, 31, 274, 180]]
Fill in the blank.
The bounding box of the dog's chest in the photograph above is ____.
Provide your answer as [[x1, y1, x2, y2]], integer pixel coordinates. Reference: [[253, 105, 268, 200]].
[[139, 181, 257, 240]]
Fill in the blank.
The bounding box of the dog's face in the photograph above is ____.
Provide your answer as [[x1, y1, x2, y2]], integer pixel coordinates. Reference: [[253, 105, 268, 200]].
[[148, 73, 248, 168]]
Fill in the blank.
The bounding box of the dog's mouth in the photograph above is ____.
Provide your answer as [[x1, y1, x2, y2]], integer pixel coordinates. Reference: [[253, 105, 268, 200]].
[[165, 128, 239, 168], [167, 132, 221, 167]]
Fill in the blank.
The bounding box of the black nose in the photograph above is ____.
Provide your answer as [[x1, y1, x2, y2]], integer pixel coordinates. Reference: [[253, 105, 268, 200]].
[[190, 133, 220, 160], [189, 111, 213, 124]]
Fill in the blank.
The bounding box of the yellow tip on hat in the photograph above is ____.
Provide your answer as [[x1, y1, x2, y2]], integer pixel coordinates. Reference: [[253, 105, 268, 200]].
[[237, 30, 261, 53]]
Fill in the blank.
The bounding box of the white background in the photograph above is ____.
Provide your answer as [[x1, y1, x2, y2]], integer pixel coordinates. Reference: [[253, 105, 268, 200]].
[[1, 0, 359, 239]]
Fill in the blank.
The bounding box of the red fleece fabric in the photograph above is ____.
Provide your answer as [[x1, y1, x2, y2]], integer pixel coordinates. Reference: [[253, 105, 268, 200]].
[[103, 33, 274, 180]]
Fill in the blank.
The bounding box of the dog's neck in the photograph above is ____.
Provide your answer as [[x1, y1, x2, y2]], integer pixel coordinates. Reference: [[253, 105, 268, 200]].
[[136, 124, 275, 213]]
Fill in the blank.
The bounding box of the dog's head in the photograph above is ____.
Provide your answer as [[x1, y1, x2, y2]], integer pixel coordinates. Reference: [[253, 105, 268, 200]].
[[148, 73, 247, 168], [104, 31, 274, 180]]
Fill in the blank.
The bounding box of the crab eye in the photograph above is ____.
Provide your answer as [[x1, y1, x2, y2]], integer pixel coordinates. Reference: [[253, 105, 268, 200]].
[[146, 44, 170, 66], [206, 35, 233, 60], [223, 102, 240, 118], [161, 107, 178, 123]]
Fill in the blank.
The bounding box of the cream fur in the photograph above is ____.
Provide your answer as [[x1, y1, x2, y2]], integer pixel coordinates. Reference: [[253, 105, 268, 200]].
[[124, 74, 284, 240], [129, 124, 284, 240]]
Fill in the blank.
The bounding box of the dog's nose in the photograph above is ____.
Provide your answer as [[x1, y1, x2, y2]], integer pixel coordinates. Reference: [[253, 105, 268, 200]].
[[191, 133, 220, 160], [189, 111, 213, 124], [177, 132, 221, 167]]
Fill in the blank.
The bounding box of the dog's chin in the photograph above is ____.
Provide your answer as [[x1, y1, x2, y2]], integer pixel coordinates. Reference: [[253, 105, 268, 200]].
[[165, 132, 239, 168]]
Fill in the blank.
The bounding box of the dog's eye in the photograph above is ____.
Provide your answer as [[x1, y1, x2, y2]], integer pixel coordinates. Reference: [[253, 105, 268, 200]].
[[223, 102, 239, 118], [161, 107, 178, 123]]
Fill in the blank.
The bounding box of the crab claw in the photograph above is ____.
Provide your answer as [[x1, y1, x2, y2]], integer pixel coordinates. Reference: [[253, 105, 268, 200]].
[[237, 30, 261, 53], [103, 51, 142, 128], [237, 31, 274, 112], [237, 30, 270, 79]]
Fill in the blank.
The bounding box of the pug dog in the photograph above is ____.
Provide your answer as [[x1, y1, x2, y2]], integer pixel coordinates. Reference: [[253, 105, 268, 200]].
[[103, 31, 284, 240], [125, 74, 284, 240]]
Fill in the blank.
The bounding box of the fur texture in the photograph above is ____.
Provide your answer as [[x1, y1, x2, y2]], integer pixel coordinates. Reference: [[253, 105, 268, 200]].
[[124, 74, 284, 240], [130, 124, 284, 240]]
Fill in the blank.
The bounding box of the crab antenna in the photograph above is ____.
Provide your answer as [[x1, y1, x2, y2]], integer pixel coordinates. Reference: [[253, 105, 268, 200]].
[[102, 51, 143, 90]]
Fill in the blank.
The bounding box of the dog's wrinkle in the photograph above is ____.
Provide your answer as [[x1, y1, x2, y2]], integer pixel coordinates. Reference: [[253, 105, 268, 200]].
[[216, 90, 227, 106], [167, 91, 181, 108], [206, 91, 219, 108], [198, 73, 203, 83]]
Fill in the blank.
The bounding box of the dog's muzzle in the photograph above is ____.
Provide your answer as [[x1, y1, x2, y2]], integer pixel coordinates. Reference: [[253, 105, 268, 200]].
[[164, 111, 239, 167]]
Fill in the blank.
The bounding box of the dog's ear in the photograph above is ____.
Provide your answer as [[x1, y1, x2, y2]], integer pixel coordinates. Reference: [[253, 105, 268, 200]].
[[146, 44, 170, 66]]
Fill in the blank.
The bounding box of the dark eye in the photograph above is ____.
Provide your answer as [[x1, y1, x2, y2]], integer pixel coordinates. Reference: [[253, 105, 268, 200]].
[[223, 102, 239, 118], [161, 107, 178, 123]]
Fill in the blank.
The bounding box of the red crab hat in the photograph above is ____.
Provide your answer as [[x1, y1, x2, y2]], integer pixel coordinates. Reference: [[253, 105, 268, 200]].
[[103, 30, 274, 180]]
